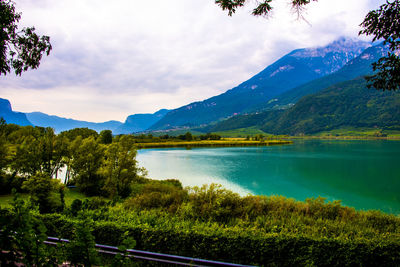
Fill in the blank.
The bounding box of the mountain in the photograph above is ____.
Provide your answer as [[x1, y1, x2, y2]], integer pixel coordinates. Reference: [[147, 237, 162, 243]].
[[150, 38, 371, 130], [204, 43, 390, 134], [261, 77, 400, 135], [0, 98, 32, 126], [250, 43, 389, 112], [114, 109, 170, 134], [26, 112, 123, 133]]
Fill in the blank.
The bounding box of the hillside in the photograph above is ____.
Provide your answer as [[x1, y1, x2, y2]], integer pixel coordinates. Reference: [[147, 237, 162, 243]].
[[261, 77, 400, 135], [250, 43, 389, 112], [205, 43, 392, 134], [150, 38, 370, 130], [0, 98, 32, 126]]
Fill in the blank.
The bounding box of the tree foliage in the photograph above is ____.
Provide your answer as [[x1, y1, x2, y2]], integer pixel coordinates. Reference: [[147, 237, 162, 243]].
[[0, 0, 52, 76], [100, 135, 140, 198], [22, 172, 65, 213], [70, 136, 105, 196], [360, 0, 400, 91], [215, 0, 318, 17]]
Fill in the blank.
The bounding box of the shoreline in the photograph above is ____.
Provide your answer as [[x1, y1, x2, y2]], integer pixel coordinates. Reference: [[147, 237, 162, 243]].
[[135, 140, 293, 149]]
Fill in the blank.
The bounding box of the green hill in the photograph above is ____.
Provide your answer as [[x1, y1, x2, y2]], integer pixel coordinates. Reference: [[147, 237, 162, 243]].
[[261, 77, 400, 135]]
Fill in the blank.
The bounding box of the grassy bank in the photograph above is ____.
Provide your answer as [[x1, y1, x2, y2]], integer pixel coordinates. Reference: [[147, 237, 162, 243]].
[[0, 187, 90, 208], [134, 139, 292, 149]]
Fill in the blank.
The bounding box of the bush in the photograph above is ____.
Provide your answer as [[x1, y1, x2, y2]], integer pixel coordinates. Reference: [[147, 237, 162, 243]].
[[124, 181, 188, 213], [22, 173, 65, 213]]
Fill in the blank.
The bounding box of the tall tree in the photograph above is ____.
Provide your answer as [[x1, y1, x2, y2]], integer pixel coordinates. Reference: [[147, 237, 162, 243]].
[[70, 136, 105, 196], [0, 0, 52, 76], [359, 0, 400, 91], [100, 135, 140, 198], [10, 127, 66, 177]]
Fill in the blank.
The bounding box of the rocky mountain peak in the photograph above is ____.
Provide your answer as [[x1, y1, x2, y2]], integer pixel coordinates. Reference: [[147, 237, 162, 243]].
[[0, 98, 12, 113]]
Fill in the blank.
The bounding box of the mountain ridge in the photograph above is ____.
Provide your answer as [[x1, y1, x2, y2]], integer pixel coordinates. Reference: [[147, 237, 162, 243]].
[[0, 98, 32, 126], [150, 38, 371, 130]]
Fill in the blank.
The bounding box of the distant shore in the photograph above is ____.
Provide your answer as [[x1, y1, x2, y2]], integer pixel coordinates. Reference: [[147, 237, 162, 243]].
[[135, 139, 293, 149]]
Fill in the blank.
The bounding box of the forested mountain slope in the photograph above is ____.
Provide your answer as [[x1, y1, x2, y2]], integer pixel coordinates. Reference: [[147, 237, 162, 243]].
[[150, 38, 370, 130], [261, 78, 400, 135], [250, 43, 389, 112]]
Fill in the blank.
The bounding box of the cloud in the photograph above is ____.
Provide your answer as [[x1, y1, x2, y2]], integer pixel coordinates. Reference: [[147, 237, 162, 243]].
[[0, 0, 387, 122]]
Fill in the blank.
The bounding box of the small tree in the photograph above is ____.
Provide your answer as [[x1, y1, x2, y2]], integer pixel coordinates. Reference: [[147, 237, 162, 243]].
[[99, 129, 113, 144], [66, 217, 100, 266]]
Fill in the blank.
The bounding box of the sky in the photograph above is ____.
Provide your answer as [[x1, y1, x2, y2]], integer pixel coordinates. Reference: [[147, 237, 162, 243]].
[[0, 0, 386, 123]]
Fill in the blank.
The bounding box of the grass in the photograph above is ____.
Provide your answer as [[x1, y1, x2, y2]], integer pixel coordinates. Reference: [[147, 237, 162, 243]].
[[0, 187, 89, 208]]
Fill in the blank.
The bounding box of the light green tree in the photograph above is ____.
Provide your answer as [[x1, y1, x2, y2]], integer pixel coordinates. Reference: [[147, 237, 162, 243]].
[[10, 127, 67, 177], [100, 135, 140, 198], [70, 136, 105, 196]]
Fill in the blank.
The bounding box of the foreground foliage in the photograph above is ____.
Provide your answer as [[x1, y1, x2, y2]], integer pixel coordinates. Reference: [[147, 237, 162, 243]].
[[1, 182, 400, 266], [0, 123, 399, 265]]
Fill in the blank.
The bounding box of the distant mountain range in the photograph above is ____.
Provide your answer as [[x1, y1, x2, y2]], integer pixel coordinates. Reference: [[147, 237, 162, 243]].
[[2, 37, 399, 136], [201, 42, 399, 135], [26, 112, 123, 133], [149, 38, 371, 130], [0, 99, 169, 134]]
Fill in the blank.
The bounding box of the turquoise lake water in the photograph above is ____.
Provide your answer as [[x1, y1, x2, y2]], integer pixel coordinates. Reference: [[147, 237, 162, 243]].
[[136, 140, 400, 214]]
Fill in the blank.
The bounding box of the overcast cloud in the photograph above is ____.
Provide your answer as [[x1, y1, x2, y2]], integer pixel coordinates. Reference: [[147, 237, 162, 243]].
[[0, 0, 386, 122]]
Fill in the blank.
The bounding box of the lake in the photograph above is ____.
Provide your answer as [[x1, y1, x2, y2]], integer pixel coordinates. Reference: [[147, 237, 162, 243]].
[[137, 140, 400, 214]]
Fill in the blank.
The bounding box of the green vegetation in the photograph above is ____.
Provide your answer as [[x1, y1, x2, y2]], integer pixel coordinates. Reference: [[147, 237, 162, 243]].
[[360, 0, 400, 91], [213, 126, 268, 137], [313, 127, 400, 139], [207, 77, 400, 137], [0, 122, 399, 265], [1, 183, 400, 266], [0, 0, 52, 76]]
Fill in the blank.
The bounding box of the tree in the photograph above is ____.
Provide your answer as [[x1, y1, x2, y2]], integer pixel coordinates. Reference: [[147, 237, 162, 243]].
[[99, 129, 113, 144], [70, 136, 105, 196], [359, 0, 400, 91], [0, 0, 52, 76], [10, 127, 67, 177], [0, 118, 8, 171], [100, 135, 140, 198], [22, 172, 65, 213]]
